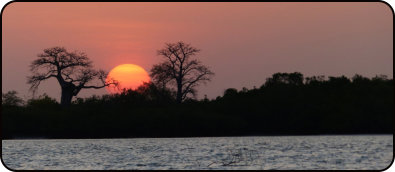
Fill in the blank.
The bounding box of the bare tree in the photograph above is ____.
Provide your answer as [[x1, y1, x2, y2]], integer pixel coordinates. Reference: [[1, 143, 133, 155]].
[[27, 46, 118, 107], [150, 42, 214, 103]]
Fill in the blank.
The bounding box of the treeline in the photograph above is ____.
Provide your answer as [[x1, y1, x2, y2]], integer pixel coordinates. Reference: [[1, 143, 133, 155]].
[[2, 72, 393, 139]]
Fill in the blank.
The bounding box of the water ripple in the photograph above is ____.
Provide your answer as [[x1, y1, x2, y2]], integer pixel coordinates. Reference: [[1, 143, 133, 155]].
[[2, 135, 393, 170]]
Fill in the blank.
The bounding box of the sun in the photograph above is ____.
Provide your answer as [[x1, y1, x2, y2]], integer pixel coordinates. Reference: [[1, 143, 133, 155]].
[[106, 64, 151, 94]]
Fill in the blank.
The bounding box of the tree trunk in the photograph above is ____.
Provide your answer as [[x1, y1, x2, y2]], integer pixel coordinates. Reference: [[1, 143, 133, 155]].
[[176, 80, 183, 103], [60, 88, 73, 107]]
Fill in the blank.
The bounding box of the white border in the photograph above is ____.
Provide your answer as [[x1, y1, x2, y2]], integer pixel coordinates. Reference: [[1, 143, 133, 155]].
[[0, 1, 393, 171]]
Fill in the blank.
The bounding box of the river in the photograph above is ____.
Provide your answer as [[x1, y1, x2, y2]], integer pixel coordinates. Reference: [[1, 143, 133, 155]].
[[2, 135, 392, 170]]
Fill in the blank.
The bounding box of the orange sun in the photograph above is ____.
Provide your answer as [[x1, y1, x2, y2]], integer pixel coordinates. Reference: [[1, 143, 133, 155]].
[[106, 64, 151, 94]]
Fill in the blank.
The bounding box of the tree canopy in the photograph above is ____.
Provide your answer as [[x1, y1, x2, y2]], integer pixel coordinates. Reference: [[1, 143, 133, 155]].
[[27, 46, 118, 106], [150, 42, 214, 103]]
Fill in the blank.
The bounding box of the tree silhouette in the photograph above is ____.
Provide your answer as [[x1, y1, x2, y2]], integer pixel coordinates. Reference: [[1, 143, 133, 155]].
[[150, 42, 214, 103], [27, 93, 58, 108], [2, 90, 24, 106], [224, 88, 238, 97], [27, 46, 118, 107], [265, 72, 304, 86], [2, 72, 393, 139]]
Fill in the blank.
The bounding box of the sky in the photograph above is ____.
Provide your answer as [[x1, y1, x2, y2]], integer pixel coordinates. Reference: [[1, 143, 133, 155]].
[[2, 2, 393, 101]]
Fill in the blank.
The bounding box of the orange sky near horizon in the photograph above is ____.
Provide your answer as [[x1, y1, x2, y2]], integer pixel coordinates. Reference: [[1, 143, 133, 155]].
[[2, 2, 393, 101]]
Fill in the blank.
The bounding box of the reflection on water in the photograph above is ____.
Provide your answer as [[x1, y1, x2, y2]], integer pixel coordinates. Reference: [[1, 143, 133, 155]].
[[2, 135, 393, 170]]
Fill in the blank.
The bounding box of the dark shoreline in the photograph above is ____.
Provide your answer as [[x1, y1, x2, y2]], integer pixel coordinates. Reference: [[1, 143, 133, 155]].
[[2, 73, 393, 141]]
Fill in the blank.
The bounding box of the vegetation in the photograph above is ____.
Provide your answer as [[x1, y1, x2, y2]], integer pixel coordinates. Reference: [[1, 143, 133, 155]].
[[2, 91, 24, 106], [27, 47, 118, 107], [2, 72, 393, 139], [150, 41, 214, 103]]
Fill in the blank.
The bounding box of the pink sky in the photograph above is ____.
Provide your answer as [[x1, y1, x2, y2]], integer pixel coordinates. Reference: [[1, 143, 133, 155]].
[[2, 2, 393, 101]]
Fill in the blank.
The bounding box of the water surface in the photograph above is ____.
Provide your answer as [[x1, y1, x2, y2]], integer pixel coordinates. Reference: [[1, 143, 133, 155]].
[[2, 135, 393, 170]]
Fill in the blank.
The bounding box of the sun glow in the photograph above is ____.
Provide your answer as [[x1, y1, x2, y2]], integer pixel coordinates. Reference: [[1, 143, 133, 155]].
[[105, 64, 150, 94]]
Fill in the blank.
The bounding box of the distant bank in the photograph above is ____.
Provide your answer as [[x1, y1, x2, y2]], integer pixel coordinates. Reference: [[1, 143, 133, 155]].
[[2, 73, 393, 140]]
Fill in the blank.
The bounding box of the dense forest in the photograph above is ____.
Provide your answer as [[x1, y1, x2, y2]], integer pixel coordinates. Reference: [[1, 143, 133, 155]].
[[2, 72, 393, 139]]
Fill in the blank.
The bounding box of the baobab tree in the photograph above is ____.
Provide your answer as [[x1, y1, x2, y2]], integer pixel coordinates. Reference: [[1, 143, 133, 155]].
[[150, 42, 214, 103], [27, 46, 118, 106]]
